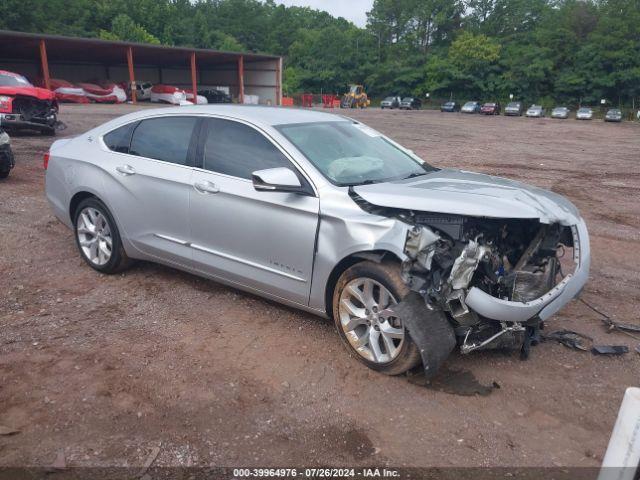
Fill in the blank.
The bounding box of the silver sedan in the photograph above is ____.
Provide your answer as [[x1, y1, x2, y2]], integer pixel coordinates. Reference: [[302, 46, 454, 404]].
[[45, 106, 590, 378]]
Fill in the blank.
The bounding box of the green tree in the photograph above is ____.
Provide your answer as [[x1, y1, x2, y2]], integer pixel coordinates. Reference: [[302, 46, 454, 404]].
[[0, 0, 639, 105], [98, 14, 160, 44]]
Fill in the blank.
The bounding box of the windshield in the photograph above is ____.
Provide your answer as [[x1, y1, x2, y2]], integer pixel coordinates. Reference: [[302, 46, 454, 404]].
[[0, 72, 33, 87], [444, 102, 454, 106], [383, 97, 394, 101], [276, 121, 437, 186], [463, 102, 476, 108], [507, 102, 520, 108], [403, 98, 413, 102], [578, 108, 590, 113], [483, 103, 495, 107]]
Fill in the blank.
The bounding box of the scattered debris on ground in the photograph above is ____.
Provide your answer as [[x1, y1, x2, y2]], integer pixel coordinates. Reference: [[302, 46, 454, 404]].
[[579, 298, 640, 340], [591, 345, 629, 356], [542, 329, 592, 351]]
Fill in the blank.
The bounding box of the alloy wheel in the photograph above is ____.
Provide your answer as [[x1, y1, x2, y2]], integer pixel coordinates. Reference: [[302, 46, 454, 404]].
[[76, 207, 113, 266], [338, 277, 405, 364]]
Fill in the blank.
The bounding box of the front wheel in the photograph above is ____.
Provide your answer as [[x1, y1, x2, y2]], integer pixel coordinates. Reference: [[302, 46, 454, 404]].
[[74, 197, 132, 274], [332, 261, 421, 375]]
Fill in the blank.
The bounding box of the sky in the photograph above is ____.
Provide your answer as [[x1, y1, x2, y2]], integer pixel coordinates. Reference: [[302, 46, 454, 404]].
[[274, 0, 374, 27]]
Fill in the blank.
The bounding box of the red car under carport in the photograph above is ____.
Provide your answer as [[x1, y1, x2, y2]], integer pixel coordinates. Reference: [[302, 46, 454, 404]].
[[0, 70, 58, 135]]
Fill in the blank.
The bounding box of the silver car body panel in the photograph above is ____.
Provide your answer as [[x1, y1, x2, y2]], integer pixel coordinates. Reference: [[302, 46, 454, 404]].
[[45, 105, 590, 326], [353, 168, 581, 225]]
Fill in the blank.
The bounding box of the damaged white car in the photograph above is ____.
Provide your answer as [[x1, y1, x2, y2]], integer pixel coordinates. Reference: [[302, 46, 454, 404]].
[[45, 106, 590, 378]]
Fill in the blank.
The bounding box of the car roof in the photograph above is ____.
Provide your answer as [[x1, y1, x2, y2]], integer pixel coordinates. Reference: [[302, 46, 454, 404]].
[[104, 105, 350, 129]]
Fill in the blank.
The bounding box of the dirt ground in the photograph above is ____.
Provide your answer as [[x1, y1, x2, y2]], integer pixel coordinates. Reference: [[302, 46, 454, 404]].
[[1, 104, 639, 471]]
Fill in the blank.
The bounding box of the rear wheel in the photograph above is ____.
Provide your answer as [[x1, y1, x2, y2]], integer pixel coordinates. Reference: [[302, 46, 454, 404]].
[[333, 261, 421, 375], [73, 197, 131, 274], [0, 170, 9, 179]]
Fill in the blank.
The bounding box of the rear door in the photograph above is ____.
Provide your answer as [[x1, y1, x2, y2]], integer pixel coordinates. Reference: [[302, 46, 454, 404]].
[[188, 117, 319, 305], [101, 115, 199, 267]]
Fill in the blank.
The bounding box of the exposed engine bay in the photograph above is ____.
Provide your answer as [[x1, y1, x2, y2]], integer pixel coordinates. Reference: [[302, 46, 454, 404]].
[[350, 189, 576, 360]]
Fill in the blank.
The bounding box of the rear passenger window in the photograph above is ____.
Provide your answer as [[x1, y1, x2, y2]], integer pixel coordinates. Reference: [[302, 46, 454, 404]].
[[103, 122, 137, 153], [202, 118, 292, 179], [129, 117, 197, 165]]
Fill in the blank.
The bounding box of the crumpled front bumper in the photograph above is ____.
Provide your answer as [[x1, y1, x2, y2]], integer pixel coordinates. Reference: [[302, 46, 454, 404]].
[[465, 219, 590, 323], [0, 112, 57, 131]]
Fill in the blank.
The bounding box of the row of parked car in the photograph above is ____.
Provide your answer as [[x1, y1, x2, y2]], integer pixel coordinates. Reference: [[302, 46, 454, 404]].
[[442, 101, 626, 121], [380, 96, 423, 110]]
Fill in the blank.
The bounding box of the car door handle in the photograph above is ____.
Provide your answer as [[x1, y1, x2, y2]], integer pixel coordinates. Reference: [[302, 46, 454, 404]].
[[193, 181, 219, 194], [116, 165, 136, 176]]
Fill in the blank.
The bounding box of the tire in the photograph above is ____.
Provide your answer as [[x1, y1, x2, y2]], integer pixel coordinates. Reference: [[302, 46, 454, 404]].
[[41, 126, 56, 136], [73, 197, 132, 274], [332, 260, 421, 375], [0, 170, 9, 179]]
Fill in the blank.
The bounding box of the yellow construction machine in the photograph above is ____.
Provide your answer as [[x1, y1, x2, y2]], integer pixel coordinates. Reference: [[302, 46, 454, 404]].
[[340, 84, 370, 109]]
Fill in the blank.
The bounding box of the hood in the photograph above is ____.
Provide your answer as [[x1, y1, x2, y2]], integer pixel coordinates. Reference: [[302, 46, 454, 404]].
[[0, 86, 55, 100], [353, 168, 580, 225]]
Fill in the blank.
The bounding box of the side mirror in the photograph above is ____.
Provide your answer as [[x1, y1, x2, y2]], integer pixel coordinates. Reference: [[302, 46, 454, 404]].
[[252, 167, 302, 193]]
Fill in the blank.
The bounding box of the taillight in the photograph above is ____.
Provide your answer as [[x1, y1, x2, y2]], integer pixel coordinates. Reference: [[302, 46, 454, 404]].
[[43, 151, 50, 170]]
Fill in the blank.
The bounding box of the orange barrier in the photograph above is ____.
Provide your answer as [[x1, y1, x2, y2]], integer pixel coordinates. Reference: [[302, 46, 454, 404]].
[[301, 93, 314, 108], [282, 97, 294, 107], [322, 94, 338, 108]]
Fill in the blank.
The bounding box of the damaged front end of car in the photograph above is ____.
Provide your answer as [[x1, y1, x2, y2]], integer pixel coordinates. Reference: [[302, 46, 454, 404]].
[[349, 184, 590, 378], [0, 95, 58, 133]]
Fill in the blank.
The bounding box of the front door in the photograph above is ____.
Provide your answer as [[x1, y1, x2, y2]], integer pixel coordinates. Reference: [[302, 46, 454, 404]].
[[189, 118, 319, 305]]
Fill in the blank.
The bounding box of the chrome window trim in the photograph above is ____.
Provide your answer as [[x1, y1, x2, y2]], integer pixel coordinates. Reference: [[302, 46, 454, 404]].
[[196, 114, 319, 197], [98, 112, 320, 197]]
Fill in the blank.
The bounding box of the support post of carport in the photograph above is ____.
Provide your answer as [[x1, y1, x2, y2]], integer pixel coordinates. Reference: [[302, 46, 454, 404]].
[[39, 39, 51, 90], [126, 46, 136, 104], [276, 57, 282, 106], [238, 55, 245, 104], [190, 52, 197, 104]]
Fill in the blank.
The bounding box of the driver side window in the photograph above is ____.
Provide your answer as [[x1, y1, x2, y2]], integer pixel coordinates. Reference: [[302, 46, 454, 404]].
[[202, 118, 292, 180]]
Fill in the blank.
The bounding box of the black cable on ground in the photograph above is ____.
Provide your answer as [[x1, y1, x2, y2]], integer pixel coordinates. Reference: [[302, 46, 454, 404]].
[[579, 297, 640, 341]]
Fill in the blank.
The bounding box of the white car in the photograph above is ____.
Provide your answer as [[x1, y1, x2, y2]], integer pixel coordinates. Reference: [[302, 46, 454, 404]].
[[576, 107, 594, 120], [461, 101, 481, 113], [128, 81, 153, 101], [526, 105, 545, 117]]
